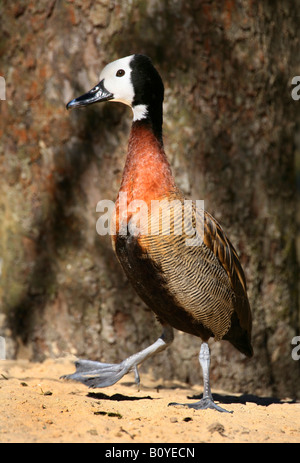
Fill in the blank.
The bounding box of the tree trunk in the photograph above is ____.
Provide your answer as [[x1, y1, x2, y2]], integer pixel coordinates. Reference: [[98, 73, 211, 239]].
[[0, 0, 299, 399]]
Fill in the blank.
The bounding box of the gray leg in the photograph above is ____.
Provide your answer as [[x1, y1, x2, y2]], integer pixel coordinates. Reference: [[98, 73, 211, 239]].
[[169, 342, 232, 413], [61, 324, 174, 389]]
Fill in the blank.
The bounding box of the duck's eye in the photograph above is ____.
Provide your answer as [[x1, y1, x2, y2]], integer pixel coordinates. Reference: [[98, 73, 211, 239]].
[[116, 69, 125, 77]]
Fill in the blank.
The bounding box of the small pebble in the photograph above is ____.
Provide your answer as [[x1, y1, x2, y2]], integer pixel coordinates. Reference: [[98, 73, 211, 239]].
[[183, 416, 193, 422]]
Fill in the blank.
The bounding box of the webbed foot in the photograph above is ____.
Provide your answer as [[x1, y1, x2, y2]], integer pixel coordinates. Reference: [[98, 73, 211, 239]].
[[61, 359, 130, 388], [169, 397, 232, 413]]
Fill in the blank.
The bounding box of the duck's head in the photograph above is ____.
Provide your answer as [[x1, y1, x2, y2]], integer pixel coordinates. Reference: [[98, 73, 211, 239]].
[[67, 54, 164, 125]]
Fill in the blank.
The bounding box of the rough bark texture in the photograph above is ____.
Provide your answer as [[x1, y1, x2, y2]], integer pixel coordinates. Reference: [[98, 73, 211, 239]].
[[0, 0, 299, 399]]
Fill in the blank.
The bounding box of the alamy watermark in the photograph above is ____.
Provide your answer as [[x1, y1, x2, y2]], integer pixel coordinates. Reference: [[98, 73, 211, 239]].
[[96, 194, 205, 246], [291, 76, 300, 100], [0, 76, 5, 100], [291, 336, 300, 361], [0, 336, 5, 360]]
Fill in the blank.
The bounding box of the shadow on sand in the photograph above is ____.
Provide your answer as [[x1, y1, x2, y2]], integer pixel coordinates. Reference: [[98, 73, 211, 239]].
[[188, 393, 297, 407], [87, 389, 296, 406]]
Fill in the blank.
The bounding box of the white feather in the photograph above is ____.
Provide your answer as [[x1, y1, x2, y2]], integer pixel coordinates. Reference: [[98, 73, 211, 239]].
[[132, 104, 148, 121]]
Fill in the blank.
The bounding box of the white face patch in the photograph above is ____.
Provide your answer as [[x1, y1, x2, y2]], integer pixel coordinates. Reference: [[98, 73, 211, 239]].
[[99, 55, 135, 108], [99, 55, 148, 121]]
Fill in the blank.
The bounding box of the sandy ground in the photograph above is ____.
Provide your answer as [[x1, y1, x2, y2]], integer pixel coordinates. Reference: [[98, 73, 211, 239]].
[[0, 357, 299, 444]]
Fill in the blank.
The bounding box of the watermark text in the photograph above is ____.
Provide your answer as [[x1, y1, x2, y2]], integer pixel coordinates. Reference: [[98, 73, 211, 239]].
[[0, 76, 5, 100], [0, 336, 5, 360], [96, 194, 204, 246], [291, 76, 300, 100], [291, 336, 300, 360]]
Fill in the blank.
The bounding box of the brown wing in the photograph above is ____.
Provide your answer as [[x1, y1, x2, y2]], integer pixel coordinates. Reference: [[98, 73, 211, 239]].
[[137, 198, 253, 355], [203, 211, 252, 333]]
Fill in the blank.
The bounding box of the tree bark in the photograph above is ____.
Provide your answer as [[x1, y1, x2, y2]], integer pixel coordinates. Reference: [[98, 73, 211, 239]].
[[0, 0, 299, 399]]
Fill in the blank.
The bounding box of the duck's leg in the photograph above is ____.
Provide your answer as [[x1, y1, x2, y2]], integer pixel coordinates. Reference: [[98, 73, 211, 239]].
[[169, 342, 232, 413], [61, 324, 174, 389]]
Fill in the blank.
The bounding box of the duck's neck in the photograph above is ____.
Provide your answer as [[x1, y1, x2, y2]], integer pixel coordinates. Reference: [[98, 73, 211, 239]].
[[117, 120, 177, 205]]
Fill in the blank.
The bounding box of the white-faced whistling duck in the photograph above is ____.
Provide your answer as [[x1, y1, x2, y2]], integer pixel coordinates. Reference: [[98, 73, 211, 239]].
[[63, 55, 253, 413]]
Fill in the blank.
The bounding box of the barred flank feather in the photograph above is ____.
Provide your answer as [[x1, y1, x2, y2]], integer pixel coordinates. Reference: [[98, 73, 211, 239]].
[[139, 199, 234, 341], [115, 195, 252, 355]]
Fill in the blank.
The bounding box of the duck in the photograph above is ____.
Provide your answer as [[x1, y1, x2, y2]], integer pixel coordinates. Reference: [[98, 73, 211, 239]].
[[63, 54, 253, 413]]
